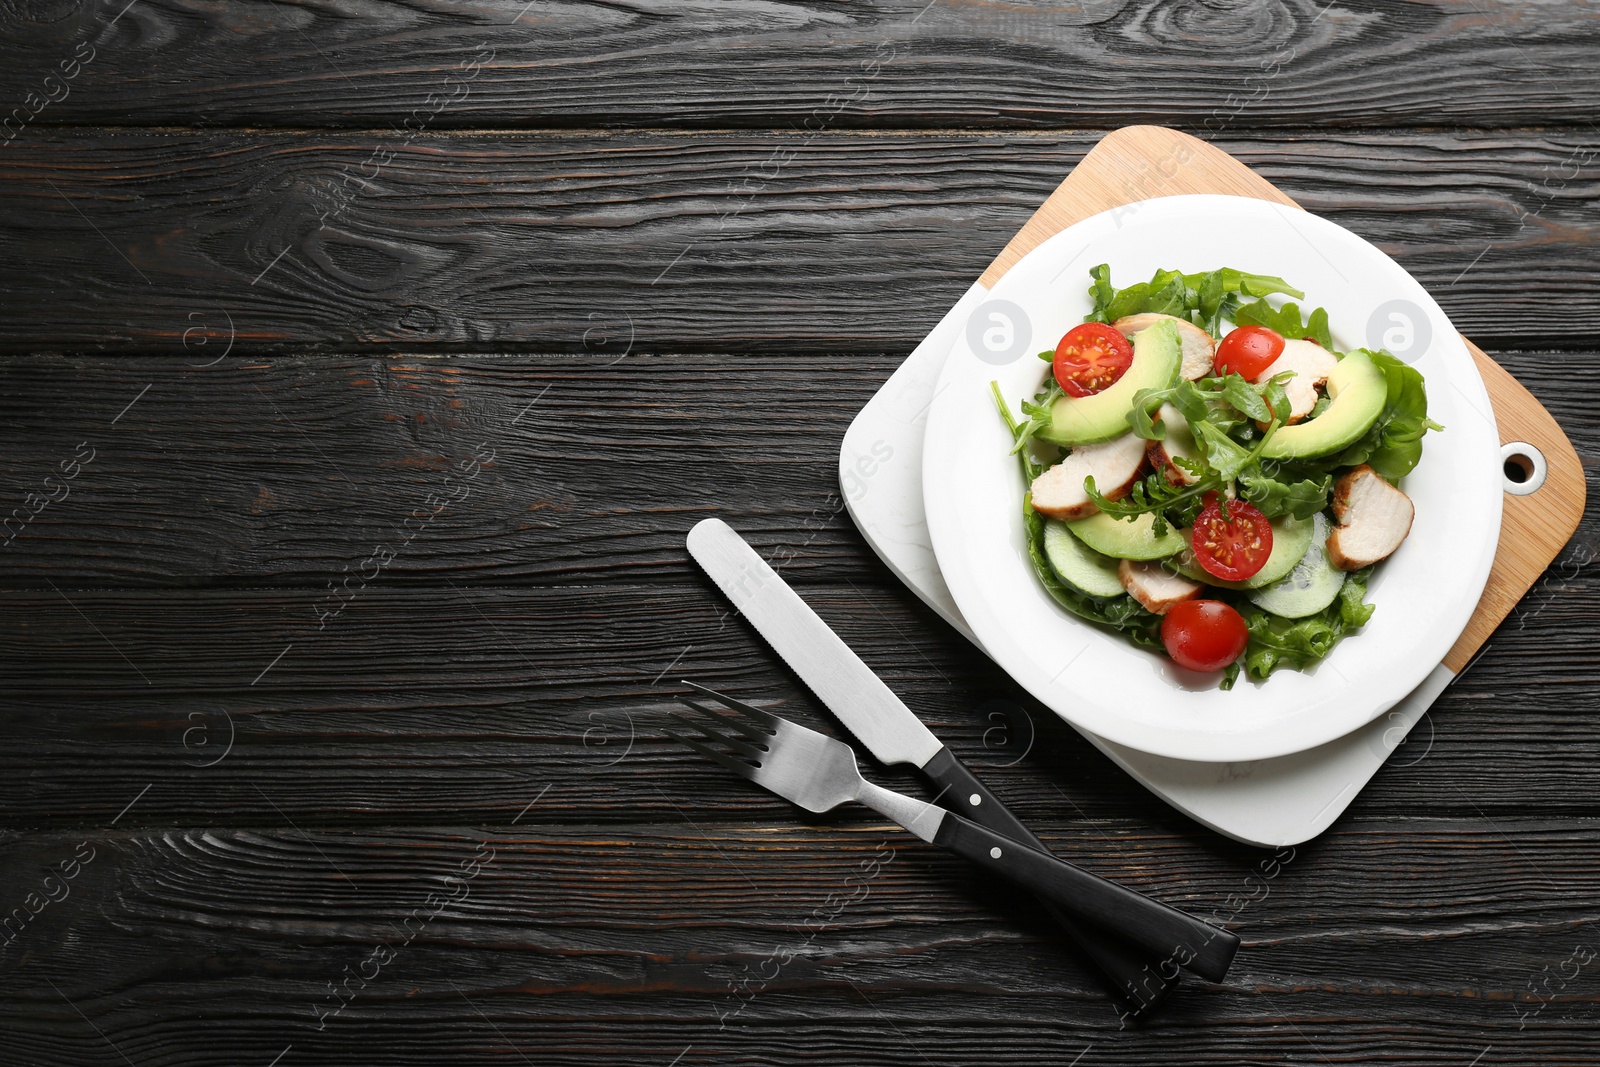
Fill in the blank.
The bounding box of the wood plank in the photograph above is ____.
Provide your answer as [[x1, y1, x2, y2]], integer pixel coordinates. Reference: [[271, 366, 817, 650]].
[[6, 0, 1600, 129], [1, 582, 1597, 829], [1, 130, 1597, 353], [8, 821, 1600, 972], [3, 823, 1600, 1063], [0, 353, 890, 585]]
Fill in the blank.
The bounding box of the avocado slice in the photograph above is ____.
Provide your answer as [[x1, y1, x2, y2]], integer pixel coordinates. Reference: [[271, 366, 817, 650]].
[[1258, 350, 1386, 461], [1066, 511, 1186, 561], [1040, 319, 1183, 447]]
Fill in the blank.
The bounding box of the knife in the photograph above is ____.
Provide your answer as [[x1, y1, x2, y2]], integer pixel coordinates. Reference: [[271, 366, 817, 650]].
[[685, 517, 1234, 995]]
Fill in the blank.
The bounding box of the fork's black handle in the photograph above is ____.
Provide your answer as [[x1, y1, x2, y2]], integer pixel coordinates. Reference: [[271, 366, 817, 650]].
[[922, 751, 1185, 1010], [931, 807, 1238, 983], [921, 750, 1183, 1011]]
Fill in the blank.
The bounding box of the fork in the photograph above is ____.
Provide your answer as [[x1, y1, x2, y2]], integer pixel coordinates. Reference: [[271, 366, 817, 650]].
[[668, 684, 1239, 982]]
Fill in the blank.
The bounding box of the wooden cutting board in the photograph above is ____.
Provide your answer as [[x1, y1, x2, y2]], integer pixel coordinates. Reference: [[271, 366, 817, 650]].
[[976, 125, 1585, 674]]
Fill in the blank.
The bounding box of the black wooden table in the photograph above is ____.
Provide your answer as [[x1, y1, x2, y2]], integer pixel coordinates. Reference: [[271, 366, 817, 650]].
[[3, 2, 1598, 1063]]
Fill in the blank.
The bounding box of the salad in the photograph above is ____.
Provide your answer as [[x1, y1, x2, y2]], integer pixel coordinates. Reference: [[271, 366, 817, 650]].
[[994, 265, 1442, 688]]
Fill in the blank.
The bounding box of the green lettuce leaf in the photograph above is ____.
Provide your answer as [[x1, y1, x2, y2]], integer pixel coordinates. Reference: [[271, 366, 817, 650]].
[[1192, 268, 1305, 335], [1233, 299, 1335, 350], [1239, 566, 1376, 680]]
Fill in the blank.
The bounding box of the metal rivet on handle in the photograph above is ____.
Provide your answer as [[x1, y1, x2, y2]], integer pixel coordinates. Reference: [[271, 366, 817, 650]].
[[1501, 441, 1548, 496], [989, 846, 1002, 859], [969, 793, 982, 806]]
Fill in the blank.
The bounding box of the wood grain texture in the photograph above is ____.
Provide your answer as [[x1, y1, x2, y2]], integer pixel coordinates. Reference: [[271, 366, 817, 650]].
[[4, 822, 1600, 1065], [1, 129, 1598, 354], [0, 576, 1597, 832], [0, 353, 886, 585], [979, 125, 1301, 287], [5, 0, 1600, 130]]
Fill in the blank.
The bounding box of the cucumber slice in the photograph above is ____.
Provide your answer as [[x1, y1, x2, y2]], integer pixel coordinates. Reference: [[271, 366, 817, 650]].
[[1247, 513, 1347, 618], [1043, 520, 1125, 598], [1066, 511, 1186, 561], [1175, 512, 1315, 590]]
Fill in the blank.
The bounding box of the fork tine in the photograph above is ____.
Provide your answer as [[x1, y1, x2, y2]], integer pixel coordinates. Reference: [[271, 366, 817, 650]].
[[680, 680, 781, 733], [668, 711, 766, 764], [663, 726, 759, 780], [676, 696, 771, 743]]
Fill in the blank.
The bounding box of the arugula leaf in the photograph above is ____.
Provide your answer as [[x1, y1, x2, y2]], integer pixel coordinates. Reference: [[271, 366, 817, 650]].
[[1218, 372, 1272, 423], [1330, 349, 1443, 480], [1129, 372, 1278, 444], [1234, 299, 1335, 349], [1096, 373, 1295, 531], [991, 380, 1051, 482], [1128, 379, 1211, 441], [1259, 374, 1293, 424], [1085, 467, 1210, 536], [1239, 566, 1375, 680], [1237, 468, 1332, 519], [1188, 268, 1304, 335], [990, 375, 1067, 474], [1193, 421, 1254, 481], [1087, 264, 1118, 320]]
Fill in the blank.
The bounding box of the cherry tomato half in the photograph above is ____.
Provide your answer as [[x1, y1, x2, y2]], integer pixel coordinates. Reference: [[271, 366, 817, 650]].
[[1191, 498, 1274, 582], [1161, 599, 1250, 673], [1214, 325, 1285, 380], [1054, 322, 1134, 398]]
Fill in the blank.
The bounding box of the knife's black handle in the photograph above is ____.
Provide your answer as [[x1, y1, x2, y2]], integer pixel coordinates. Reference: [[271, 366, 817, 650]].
[[931, 809, 1239, 983], [921, 748, 1186, 1009]]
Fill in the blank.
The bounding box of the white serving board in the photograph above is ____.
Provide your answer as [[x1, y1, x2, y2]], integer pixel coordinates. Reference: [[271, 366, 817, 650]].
[[841, 284, 1449, 847]]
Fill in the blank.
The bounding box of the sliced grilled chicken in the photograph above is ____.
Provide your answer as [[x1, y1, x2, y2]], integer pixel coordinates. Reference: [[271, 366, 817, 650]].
[[1251, 337, 1338, 423], [1113, 313, 1215, 380], [1030, 433, 1147, 521], [1118, 559, 1202, 615], [1326, 465, 1415, 570], [1146, 403, 1202, 485]]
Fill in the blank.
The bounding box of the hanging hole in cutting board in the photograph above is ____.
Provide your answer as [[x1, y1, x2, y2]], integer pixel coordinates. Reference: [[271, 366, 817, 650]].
[[1501, 441, 1548, 496]]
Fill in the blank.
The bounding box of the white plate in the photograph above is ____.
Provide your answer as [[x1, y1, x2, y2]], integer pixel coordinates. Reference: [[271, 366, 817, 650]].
[[923, 194, 1502, 762]]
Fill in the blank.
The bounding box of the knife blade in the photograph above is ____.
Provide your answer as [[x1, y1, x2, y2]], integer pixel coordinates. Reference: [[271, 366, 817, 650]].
[[687, 518, 940, 770], [685, 518, 1220, 997]]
